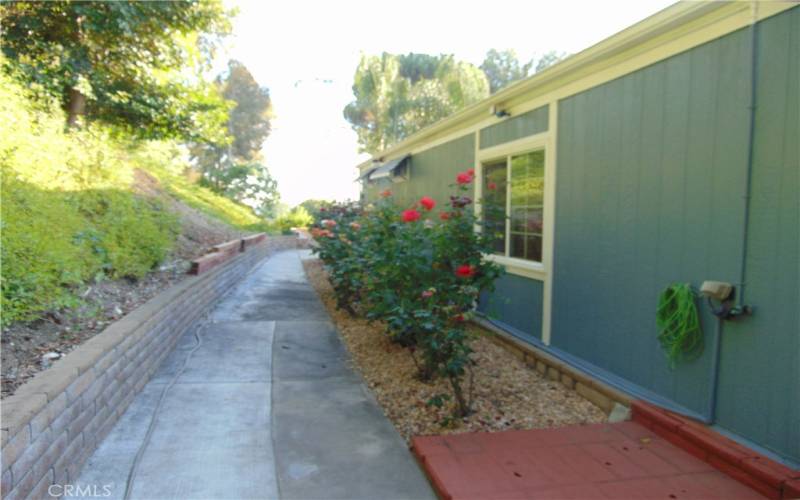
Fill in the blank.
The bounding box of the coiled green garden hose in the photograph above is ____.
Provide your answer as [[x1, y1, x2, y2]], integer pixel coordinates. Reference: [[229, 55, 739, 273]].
[[656, 283, 703, 368]]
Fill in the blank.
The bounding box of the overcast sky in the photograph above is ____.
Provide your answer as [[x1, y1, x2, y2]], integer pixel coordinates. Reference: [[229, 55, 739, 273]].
[[218, 0, 675, 207]]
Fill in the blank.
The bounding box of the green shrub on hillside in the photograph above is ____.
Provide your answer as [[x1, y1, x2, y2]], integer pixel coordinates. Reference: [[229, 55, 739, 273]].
[[1, 172, 93, 322], [74, 190, 179, 278], [0, 68, 262, 325], [0, 170, 179, 324], [128, 142, 271, 232]]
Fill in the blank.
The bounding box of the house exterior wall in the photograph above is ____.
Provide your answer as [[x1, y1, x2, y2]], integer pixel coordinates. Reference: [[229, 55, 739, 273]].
[[552, 9, 798, 463], [363, 134, 475, 208], [400, 134, 475, 208], [715, 7, 799, 463], [478, 274, 543, 342], [552, 15, 751, 420], [479, 105, 549, 149], [359, 4, 798, 465]]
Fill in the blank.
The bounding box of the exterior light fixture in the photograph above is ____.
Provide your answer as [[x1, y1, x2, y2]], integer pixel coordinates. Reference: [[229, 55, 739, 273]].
[[490, 104, 510, 118]]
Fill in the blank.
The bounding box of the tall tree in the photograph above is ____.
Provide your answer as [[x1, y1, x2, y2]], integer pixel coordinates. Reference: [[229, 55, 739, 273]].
[[190, 60, 278, 214], [480, 49, 533, 94], [534, 50, 566, 73], [0, 1, 232, 142], [220, 60, 272, 161], [227, 163, 280, 218], [480, 49, 567, 94], [344, 52, 489, 154]]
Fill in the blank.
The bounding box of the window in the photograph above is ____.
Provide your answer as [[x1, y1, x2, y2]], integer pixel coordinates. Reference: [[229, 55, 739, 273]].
[[481, 150, 545, 263]]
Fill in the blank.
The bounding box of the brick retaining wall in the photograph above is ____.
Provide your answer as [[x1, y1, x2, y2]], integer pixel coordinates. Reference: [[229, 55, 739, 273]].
[[1, 235, 301, 499]]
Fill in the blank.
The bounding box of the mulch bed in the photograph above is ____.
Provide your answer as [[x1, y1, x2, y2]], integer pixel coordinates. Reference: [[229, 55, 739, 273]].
[[303, 257, 606, 441]]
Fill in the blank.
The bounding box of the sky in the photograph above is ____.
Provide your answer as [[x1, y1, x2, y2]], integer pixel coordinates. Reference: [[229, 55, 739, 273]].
[[217, 0, 675, 207]]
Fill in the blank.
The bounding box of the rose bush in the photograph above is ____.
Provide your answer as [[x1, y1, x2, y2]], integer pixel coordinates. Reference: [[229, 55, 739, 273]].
[[310, 172, 503, 417], [309, 201, 364, 314]]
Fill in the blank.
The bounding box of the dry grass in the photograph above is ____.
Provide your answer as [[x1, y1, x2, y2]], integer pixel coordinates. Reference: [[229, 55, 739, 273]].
[[303, 258, 606, 441]]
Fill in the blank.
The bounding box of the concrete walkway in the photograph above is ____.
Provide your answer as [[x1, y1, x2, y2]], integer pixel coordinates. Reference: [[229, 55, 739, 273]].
[[77, 250, 435, 500]]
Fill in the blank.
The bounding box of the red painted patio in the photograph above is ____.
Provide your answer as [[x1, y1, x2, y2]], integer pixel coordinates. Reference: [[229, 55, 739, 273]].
[[412, 404, 800, 500]]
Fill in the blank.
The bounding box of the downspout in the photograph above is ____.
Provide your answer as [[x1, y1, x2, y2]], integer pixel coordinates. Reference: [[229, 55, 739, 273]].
[[735, 1, 759, 313], [705, 1, 760, 424], [705, 319, 723, 423]]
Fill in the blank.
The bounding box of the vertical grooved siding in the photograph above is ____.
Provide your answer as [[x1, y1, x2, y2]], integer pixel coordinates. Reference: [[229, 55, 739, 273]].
[[370, 134, 475, 208], [478, 274, 543, 341], [716, 7, 799, 464], [479, 105, 549, 149], [553, 26, 752, 416], [553, 7, 799, 465]]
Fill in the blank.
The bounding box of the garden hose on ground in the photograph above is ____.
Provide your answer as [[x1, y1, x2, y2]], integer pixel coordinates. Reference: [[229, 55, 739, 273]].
[[656, 283, 703, 368], [122, 325, 205, 500]]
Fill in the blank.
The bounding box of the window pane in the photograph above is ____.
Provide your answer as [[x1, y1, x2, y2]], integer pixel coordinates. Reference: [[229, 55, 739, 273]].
[[510, 150, 544, 262], [482, 161, 507, 254]]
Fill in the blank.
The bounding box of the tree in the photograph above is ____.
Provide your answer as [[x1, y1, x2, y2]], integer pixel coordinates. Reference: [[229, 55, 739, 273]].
[[190, 60, 275, 208], [219, 60, 272, 161], [190, 60, 277, 214], [0, 1, 232, 142], [480, 49, 568, 94], [344, 52, 489, 154], [535, 50, 566, 73], [480, 49, 533, 94], [229, 163, 280, 218]]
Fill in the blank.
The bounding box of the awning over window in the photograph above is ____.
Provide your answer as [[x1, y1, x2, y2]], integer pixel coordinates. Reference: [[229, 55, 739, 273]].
[[366, 155, 410, 181], [357, 166, 377, 181]]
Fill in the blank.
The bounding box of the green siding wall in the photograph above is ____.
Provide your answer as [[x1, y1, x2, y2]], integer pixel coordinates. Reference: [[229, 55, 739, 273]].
[[388, 134, 475, 208], [480, 105, 549, 149], [554, 24, 752, 415], [715, 8, 799, 463], [362, 177, 391, 202], [478, 274, 543, 341], [553, 7, 798, 464]]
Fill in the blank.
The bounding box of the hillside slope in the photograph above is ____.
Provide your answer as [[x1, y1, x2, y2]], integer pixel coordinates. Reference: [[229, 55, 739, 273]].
[[0, 71, 272, 395]]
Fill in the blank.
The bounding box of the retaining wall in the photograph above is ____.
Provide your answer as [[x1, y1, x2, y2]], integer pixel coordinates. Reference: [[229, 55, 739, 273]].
[[0, 235, 300, 499]]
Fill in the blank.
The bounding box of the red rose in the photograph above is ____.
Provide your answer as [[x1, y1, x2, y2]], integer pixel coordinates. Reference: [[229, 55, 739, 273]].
[[455, 264, 476, 278], [467, 168, 475, 177], [419, 196, 436, 211], [488, 182, 497, 190], [439, 212, 451, 221], [456, 172, 472, 185], [453, 314, 465, 322], [323, 219, 337, 228], [380, 189, 392, 198], [401, 209, 421, 222]]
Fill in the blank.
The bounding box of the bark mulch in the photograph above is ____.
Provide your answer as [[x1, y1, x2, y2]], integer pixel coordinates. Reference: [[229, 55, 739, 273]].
[[302, 257, 606, 441]]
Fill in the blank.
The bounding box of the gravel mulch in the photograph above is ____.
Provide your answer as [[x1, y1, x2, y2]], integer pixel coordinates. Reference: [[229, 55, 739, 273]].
[[303, 258, 606, 441]]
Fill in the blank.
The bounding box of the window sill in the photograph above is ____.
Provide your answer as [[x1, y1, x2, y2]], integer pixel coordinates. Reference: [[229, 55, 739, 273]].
[[486, 254, 546, 281]]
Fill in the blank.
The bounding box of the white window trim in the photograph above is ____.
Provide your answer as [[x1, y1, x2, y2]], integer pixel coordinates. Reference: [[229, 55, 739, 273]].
[[477, 132, 548, 163], [474, 117, 557, 346], [486, 254, 547, 280], [476, 134, 549, 276]]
